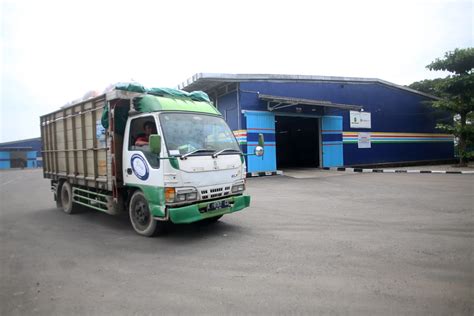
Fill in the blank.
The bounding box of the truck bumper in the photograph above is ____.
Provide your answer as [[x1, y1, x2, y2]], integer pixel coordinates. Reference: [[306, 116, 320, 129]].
[[168, 195, 250, 224]]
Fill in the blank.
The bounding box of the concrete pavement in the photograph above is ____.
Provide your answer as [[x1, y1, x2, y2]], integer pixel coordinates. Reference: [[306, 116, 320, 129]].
[[1, 169, 473, 315]]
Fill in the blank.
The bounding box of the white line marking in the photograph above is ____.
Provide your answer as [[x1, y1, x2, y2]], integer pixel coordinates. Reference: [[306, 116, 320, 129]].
[[0, 179, 16, 186]]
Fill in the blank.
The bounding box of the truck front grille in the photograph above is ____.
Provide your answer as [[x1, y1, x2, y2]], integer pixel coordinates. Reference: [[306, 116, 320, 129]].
[[200, 186, 231, 200]]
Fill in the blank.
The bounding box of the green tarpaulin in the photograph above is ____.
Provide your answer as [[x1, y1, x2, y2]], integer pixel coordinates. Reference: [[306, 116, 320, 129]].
[[101, 83, 214, 131], [115, 82, 147, 93], [133, 95, 219, 115], [147, 87, 210, 102]]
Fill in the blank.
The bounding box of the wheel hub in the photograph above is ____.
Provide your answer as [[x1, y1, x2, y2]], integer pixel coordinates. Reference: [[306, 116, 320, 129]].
[[134, 202, 149, 226]]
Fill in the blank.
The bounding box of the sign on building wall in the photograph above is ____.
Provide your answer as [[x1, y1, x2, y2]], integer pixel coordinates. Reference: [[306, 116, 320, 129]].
[[350, 111, 371, 129], [358, 132, 371, 148]]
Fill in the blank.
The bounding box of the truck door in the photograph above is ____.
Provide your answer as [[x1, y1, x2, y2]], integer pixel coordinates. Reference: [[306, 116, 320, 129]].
[[123, 115, 164, 189]]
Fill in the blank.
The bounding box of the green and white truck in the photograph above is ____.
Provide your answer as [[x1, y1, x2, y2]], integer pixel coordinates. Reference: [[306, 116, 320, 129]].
[[40, 84, 264, 236]]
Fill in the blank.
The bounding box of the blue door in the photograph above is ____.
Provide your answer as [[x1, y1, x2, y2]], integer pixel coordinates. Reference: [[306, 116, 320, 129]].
[[245, 111, 276, 173], [0, 152, 10, 169], [321, 116, 344, 167], [27, 151, 37, 168]]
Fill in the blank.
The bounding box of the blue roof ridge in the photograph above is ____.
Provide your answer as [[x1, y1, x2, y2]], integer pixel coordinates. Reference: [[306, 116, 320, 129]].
[[178, 73, 439, 100]]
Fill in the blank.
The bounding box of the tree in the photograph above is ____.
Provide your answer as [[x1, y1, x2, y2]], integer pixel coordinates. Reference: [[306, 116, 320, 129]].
[[407, 78, 444, 97], [409, 48, 474, 166]]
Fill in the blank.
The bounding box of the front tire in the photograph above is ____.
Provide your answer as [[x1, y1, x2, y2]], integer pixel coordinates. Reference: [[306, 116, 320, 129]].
[[60, 181, 78, 214], [129, 191, 166, 237]]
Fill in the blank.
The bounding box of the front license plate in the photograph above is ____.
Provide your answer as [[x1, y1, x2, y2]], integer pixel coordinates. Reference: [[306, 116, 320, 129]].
[[207, 200, 230, 212]]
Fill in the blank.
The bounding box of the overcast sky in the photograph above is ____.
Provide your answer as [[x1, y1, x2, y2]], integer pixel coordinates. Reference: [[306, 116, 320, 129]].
[[1, 0, 472, 142]]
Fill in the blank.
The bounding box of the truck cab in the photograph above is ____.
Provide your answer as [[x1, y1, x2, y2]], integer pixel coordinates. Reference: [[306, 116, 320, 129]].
[[124, 110, 252, 236]]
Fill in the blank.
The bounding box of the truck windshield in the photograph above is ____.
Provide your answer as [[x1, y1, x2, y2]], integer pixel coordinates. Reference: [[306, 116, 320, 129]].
[[159, 113, 241, 156]]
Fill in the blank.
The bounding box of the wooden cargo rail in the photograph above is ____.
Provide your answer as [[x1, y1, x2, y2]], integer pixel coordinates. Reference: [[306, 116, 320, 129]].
[[40, 95, 109, 190]]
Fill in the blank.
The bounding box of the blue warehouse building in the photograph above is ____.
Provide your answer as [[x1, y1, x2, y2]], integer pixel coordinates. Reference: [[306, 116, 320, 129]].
[[0, 137, 42, 169], [179, 73, 454, 174]]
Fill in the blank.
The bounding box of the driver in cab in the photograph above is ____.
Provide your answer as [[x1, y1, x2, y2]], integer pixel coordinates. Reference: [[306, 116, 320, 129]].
[[135, 121, 157, 146]]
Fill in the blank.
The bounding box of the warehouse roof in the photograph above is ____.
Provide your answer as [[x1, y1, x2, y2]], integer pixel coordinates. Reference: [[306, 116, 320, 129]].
[[0, 137, 41, 147], [177, 73, 438, 100]]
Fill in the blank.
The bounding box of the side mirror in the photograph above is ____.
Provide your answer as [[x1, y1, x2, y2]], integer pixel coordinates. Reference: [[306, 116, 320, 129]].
[[255, 133, 264, 157], [149, 134, 161, 155]]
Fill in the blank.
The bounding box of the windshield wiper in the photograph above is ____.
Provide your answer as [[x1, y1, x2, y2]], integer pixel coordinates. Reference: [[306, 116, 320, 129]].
[[181, 149, 214, 159], [212, 148, 242, 158]]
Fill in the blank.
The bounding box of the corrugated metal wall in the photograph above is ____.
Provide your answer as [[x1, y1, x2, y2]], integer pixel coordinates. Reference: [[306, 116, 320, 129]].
[[217, 92, 239, 130], [238, 81, 453, 167], [0, 138, 42, 169]]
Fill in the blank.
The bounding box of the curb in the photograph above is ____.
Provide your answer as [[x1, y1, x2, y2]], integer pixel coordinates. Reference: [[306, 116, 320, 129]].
[[322, 167, 474, 175]]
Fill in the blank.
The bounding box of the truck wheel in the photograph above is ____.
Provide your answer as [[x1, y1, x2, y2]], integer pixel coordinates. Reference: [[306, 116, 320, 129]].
[[129, 191, 166, 237], [60, 181, 78, 214]]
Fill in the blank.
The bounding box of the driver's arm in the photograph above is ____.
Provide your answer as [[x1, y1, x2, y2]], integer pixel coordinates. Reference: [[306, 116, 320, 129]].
[[135, 136, 148, 146]]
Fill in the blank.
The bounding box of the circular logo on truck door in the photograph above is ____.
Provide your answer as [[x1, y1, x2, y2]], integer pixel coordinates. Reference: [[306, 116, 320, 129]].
[[131, 154, 149, 181]]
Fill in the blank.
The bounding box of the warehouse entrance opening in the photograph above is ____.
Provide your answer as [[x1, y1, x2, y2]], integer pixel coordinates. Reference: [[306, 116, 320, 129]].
[[275, 116, 320, 168], [10, 151, 27, 168]]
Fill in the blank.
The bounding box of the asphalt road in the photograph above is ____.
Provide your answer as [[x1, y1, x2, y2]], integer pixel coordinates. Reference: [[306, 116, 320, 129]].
[[1, 169, 473, 315]]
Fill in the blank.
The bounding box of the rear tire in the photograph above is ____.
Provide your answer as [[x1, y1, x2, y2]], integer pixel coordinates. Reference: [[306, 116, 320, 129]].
[[129, 191, 167, 237], [60, 181, 78, 214]]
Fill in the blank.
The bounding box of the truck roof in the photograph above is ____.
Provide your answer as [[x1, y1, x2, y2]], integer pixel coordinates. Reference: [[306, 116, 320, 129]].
[[134, 95, 220, 115]]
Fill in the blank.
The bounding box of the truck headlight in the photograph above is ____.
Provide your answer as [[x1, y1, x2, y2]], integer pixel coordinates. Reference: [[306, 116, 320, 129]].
[[186, 192, 197, 200], [173, 188, 198, 203], [176, 194, 187, 202], [231, 183, 245, 193]]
